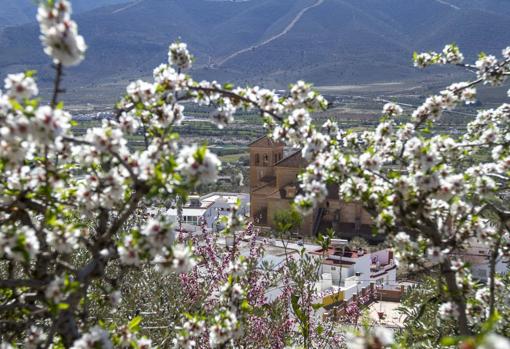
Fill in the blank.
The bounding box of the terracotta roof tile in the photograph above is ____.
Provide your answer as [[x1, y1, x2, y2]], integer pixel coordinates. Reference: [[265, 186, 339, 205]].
[[248, 136, 284, 148], [275, 151, 305, 168]]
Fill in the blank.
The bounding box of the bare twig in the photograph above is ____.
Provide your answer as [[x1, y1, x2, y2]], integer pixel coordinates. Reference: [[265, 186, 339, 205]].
[[50, 63, 64, 109], [0, 279, 48, 289]]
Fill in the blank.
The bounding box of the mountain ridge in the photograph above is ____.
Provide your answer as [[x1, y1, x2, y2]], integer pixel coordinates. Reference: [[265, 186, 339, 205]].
[[0, 0, 131, 27], [0, 0, 509, 105]]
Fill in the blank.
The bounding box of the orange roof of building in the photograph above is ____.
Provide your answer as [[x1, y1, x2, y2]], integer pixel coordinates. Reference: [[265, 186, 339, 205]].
[[275, 151, 306, 168], [322, 259, 356, 266], [248, 136, 285, 148]]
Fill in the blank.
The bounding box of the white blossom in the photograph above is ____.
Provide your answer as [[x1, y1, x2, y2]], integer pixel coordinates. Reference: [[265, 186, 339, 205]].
[[24, 326, 46, 349], [503, 47, 510, 59], [118, 235, 141, 266], [414, 52, 439, 68], [37, 1, 86, 66], [0, 226, 40, 262], [4, 73, 38, 100], [32, 106, 72, 143], [177, 145, 221, 184], [118, 112, 140, 134], [137, 338, 153, 349], [438, 302, 459, 320], [171, 244, 196, 274], [479, 334, 510, 349], [462, 87, 477, 104], [161, 103, 184, 127], [45, 276, 67, 303], [126, 80, 155, 103], [209, 311, 239, 347], [476, 55, 506, 86], [169, 42, 193, 69], [46, 227, 80, 254], [346, 327, 394, 349], [372, 327, 394, 346], [382, 102, 403, 117], [359, 152, 381, 170], [211, 101, 236, 129], [442, 44, 464, 64], [109, 290, 122, 307], [142, 218, 175, 254], [70, 326, 112, 349]]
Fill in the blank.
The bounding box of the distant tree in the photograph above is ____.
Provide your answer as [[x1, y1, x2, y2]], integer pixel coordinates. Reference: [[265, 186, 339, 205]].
[[397, 276, 457, 348], [273, 208, 303, 238], [348, 236, 369, 251]]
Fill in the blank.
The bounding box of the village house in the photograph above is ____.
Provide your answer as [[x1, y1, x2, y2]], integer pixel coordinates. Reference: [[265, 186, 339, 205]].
[[309, 241, 397, 306], [167, 192, 250, 233], [452, 240, 509, 282]]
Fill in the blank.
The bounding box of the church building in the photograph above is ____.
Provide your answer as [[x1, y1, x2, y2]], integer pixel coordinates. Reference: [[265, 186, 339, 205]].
[[249, 136, 379, 241]]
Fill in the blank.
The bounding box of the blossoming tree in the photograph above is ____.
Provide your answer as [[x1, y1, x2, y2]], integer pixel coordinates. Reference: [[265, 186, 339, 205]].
[[1, 0, 510, 348], [0, 1, 336, 347]]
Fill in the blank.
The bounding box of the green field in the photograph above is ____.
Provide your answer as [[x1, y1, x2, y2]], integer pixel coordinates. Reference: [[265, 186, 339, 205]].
[[220, 152, 250, 163]]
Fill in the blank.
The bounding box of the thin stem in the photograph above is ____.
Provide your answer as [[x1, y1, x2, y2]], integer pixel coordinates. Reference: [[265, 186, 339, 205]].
[[51, 63, 64, 109], [142, 123, 149, 150], [102, 184, 149, 243], [188, 86, 284, 123], [454, 63, 478, 73], [488, 239, 500, 317], [0, 279, 48, 289]]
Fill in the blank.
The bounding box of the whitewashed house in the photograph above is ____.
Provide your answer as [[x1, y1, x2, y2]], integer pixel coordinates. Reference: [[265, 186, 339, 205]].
[[166, 192, 250, 233], [369, 249, 398, 288], [453, 240, 508, 282], [310, 243, 397, 304]]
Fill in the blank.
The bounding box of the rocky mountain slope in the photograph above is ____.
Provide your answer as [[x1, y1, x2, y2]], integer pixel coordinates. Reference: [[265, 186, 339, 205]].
[[0, 0, 509, 104]]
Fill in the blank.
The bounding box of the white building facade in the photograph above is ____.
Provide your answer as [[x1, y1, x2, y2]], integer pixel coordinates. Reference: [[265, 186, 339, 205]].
[[454, 240, 508, 282], [166, 192, 250, 233], [312, 246, 397, 304]]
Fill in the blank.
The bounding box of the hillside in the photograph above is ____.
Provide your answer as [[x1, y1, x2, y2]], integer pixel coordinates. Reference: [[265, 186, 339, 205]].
[[212, 0, 510, 82], [0, 0, 509, 106], [0, 0, 130, 27]]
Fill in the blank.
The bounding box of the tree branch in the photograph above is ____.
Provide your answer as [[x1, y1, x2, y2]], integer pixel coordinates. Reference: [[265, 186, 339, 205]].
[[51, 63, 64, 109], [0, 279, 48, 289]]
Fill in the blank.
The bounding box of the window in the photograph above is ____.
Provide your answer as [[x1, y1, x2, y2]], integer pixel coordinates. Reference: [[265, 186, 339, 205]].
[[263, 154, 269, 166], [183, 216, 200, 226], [255, 154, 260, 165]]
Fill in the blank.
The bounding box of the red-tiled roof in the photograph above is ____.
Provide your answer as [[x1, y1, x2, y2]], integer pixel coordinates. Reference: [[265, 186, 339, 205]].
[[310, 247, 368, 259], [249, 136, 284, 148], [322, 259, 356, 266], [275, 151, 305, 168]]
